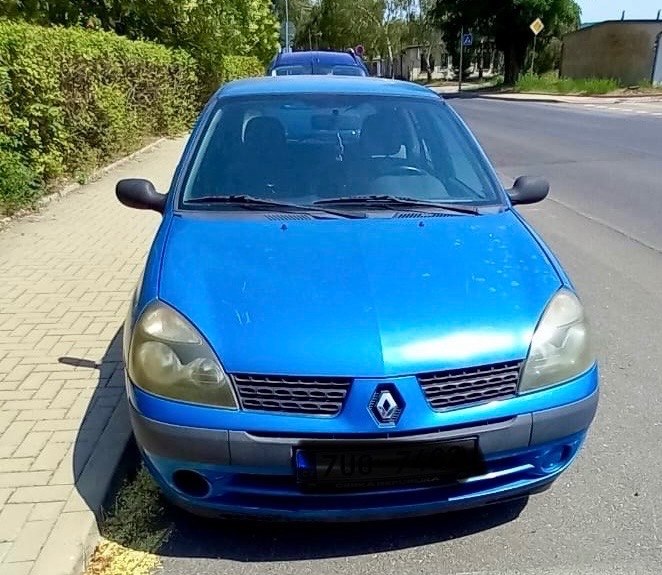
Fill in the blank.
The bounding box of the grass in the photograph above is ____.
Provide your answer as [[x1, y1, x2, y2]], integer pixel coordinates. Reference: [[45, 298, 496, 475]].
[[85, 466, 172, 575], [515, 72, 619, 95]]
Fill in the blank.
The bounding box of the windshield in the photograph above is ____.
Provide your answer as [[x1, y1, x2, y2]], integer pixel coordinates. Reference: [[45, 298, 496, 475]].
[[179, 94, 504, 210], [272, 64, 366, 76]]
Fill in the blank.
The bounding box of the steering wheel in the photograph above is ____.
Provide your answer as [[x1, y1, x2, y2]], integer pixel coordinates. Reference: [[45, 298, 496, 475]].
[[383, 165, 427, 176]]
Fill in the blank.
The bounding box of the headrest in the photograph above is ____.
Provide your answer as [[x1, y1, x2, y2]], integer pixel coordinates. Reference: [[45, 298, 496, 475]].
[[244, 116, 286, 150], [360, 113, 404, 157]]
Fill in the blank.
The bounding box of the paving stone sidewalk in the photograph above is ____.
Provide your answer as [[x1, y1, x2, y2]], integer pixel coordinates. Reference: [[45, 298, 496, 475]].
[[0, 137, 187, 575]]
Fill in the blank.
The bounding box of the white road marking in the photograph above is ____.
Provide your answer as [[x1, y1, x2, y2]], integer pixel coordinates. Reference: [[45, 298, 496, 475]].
[[577, 103, 662, 118]]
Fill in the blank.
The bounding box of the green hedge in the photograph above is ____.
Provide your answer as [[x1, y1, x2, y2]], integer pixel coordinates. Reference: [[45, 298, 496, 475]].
[[221, 55, 265, 83], [0, 21, 199, 215], [194, 55, 265, 100]]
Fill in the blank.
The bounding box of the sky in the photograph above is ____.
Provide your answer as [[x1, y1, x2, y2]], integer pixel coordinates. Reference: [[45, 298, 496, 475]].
[[577, 0, 662, 23]]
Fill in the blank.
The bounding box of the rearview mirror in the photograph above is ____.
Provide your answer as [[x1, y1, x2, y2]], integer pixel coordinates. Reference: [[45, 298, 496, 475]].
[[507, 176, 550, 206], [116, 179, 167, 214]]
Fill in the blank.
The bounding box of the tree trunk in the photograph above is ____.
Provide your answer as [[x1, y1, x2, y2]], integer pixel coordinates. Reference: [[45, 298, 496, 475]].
[[503, 43, 522, 85], [426, 47, 432, 82], [478, 42, 484, 80]]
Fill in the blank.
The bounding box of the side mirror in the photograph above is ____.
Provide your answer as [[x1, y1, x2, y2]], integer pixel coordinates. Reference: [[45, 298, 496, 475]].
[[116, 179, 167, 214], [507, 176, 550, 206]]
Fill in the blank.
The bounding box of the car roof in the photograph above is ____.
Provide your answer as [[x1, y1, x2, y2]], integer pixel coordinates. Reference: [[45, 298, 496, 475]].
[[215, 76, 442, 101], [271, 50, 362, 67]]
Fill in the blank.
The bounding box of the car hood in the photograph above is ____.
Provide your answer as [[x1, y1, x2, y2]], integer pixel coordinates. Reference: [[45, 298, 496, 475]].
[[159, 212, 562, 377]]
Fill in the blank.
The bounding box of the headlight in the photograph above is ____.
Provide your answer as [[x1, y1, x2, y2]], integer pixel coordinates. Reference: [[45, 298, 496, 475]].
[[123, 269, 144, 365], [128, 301, 237, 408], [519, 289, 595, 393]]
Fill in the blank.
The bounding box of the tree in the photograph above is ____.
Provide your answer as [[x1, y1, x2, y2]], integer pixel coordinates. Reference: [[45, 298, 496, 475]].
[[431, 0, 581, 84], [302, 0, 419, 69], [1, 1, 279, 66], [411, 0, 443, 81], [313, 0, 382, 54], [0, 0, 280, 94]]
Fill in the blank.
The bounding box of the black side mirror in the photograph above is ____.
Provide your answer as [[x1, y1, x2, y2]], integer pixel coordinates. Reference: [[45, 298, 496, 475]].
[[116, 179, 167, 214], [507, 176, 550, 206]]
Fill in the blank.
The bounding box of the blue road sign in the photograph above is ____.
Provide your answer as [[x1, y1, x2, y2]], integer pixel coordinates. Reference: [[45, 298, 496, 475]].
[[463, 33, 473, 47]]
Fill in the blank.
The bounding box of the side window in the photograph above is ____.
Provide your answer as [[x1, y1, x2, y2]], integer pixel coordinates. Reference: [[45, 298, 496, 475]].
[[411, 105, 493, 201], [444, 131, 484, 193]]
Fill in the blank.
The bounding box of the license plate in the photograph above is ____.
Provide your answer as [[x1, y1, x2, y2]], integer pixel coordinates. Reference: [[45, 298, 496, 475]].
[[295, 439, 482, 491]]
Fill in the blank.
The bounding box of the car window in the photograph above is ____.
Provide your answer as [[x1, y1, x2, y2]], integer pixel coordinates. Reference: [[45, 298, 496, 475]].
[[272, 64, 365, 76], [315, 65, 366, 76], [273, 65, 309, 75], [179, 94, 502, 209]]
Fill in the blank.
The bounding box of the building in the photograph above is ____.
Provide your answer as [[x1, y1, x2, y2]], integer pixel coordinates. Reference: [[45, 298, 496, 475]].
[[398, 44, 450, 81], [367, 43, 450, 80], [561, 20, 662, 86]]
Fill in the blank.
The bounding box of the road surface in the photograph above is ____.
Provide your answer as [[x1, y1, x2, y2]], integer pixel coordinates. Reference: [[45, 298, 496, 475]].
[[153, 97, 662, 575]]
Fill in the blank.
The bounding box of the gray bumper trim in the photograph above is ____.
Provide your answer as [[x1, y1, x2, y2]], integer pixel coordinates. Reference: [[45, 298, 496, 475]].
[[129, 390, 598, 469], [129, 407, 230, 465], [531, 389, 599, 445]]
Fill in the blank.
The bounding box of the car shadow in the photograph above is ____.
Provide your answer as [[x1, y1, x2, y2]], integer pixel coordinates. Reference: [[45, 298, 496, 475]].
[[61, 327, 139, 525], [157, 496, 528, 562]]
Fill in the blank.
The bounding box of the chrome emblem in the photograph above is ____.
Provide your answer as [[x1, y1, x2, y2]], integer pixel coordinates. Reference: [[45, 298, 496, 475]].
[[376, 391, 397, 420], [369, 387, 404, 425]]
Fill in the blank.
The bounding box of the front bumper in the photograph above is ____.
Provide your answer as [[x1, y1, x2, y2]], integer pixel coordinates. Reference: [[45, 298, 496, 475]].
[[129, 380, 599, 521]]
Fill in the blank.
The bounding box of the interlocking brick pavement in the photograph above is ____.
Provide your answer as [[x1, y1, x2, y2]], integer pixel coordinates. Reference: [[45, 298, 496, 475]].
[[0, 137, 188, 575]]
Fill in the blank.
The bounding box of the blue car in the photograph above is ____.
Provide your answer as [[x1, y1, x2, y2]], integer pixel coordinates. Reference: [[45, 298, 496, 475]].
[[267, 50, 369, 76], [117, 76, 599, 522]]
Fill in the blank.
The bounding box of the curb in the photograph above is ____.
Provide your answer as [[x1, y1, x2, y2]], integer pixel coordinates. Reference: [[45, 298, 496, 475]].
[[435, 86, 662, 105], [0, 137, 168, 230], [31, 399, 141, 575], [443, 92, 567, 104]]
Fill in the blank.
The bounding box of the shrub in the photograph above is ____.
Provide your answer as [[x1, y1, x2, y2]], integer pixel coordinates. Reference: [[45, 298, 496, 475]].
[[0, 20, 199, 214], [0, 149, 40, 215], [221, 55, 265, 82], [195, 55, 265, 100]]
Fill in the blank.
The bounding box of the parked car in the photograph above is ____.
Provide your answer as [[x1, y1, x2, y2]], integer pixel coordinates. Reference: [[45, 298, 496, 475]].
[[117, 75, 599, 521], [267, 49, 369, 76]]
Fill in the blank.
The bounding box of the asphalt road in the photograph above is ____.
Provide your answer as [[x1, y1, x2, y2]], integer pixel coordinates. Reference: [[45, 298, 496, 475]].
[[154, 97, 662, 575]]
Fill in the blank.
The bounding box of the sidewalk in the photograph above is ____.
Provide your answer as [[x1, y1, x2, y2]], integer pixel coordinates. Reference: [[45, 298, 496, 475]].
[[0, 136, 187, 575], [432, 85, 662, 105]]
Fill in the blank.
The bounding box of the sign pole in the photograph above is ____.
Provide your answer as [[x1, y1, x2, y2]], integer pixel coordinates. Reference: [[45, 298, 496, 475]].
[[285, 0, 289, 53], [458, 26, 464, 92], [528, 18, 544, 74]]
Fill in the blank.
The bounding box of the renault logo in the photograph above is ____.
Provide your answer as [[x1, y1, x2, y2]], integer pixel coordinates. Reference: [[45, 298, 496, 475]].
[[369, 386, 404, 426], [376, 392, 397, 420]]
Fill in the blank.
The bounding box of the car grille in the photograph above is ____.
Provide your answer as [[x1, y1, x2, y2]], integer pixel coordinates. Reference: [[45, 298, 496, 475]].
[[231, 374, 352, 416], [418, 361, 522, 411]]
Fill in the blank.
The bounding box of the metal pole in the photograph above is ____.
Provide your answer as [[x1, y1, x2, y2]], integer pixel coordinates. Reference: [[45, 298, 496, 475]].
[[458, 26, 464, 92], [530, 34, 537, 74], [285, 0, 289, 52]]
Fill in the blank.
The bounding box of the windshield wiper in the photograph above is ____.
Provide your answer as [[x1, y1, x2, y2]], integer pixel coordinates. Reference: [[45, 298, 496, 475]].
[[185, 195, 364, 219], [313, 195, 482, 215]]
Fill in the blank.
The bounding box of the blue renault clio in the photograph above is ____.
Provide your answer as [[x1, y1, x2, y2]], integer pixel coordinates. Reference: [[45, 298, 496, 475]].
[[117, 76, 599, 521]]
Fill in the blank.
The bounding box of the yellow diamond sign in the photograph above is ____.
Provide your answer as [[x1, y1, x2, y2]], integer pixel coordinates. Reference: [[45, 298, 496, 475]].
[[530, 18, 544, 36]]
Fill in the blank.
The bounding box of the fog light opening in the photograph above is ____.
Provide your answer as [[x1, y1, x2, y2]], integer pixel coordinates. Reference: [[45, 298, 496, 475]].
[[539, 445, 574, 473], [172, 470, 211, 498]]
